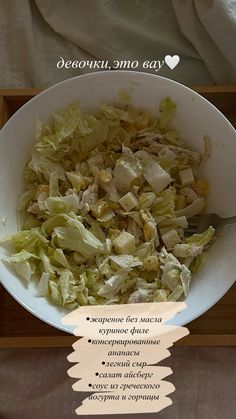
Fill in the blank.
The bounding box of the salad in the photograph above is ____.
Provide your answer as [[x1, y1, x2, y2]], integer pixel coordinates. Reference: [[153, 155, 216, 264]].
[[2, 98, 215, 309]]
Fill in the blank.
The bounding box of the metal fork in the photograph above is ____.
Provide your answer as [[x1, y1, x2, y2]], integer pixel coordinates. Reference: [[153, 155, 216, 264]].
[[185, 213, 236, 235]]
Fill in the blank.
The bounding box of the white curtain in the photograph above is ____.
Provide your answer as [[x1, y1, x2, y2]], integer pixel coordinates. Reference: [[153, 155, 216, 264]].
[[0, 0, 235, 88]]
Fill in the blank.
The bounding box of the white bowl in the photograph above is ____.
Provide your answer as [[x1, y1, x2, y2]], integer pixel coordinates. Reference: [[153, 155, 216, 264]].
[[0, 71, 235, 333]]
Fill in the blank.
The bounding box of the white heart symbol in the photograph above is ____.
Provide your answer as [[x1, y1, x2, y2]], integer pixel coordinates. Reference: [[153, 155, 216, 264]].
[[165, 55, 180, 70]]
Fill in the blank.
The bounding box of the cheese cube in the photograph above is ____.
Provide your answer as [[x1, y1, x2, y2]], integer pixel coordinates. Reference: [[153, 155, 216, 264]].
[[161, 228, 181, 250], [179, 167, 194, 186], [119, 192, 138, 212], [98, 169, 112, 183], [113, 231, 136, 255]]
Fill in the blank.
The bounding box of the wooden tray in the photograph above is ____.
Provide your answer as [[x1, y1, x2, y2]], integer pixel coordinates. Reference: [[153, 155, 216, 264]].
[[0, 87, 236, 348]]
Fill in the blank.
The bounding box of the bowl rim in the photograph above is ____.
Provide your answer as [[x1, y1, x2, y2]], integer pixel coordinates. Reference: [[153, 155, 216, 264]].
[[1, 70, 235, 135], [0, 70, 235, 332]]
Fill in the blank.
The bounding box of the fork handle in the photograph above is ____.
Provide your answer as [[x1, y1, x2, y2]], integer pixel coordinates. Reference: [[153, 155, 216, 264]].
[[221, 216, 236, 226]]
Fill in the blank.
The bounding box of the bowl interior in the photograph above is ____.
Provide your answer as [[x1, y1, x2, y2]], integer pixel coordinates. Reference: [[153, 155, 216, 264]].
[[0, 71, 235, 332]]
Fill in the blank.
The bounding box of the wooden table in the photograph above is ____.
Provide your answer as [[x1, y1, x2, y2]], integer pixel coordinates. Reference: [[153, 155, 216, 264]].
[[0, 86, 236, 348]]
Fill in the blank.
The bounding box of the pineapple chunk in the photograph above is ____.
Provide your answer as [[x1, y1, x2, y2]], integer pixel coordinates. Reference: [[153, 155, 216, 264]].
[[179, 167, 194, 187], [113, 231, 136, 255], [119, 192, 138, 212], [161, 228, 181, 249], [91, 200, 109, 218], [193, 178, 208, 197], [175, 194, 186, 210], [143, 221, 159, 244], [143, 255, 160, 272], [35, 184, 49, 199]]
